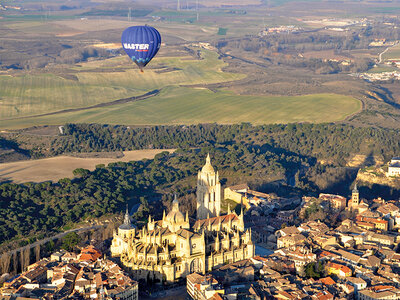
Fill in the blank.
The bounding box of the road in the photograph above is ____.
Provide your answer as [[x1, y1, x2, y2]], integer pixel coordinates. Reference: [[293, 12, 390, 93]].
[[378, 42, 398, 64]]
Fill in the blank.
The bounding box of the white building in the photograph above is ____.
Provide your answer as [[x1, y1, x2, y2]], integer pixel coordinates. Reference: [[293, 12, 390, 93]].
[[387, 157, 400, 177]]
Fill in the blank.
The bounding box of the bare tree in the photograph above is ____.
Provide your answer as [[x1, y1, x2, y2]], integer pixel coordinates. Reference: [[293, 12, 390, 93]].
[[12, 252, 18, 274], [103, 222, 115, 240], [1, 252, 10, 274], [35, 244, 41, 262], [20, 250, 24, 272], [24, 248, 30, 271]]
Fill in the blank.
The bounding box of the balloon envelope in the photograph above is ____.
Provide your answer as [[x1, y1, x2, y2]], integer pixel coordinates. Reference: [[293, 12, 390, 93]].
[[121, 26, 161, 70]]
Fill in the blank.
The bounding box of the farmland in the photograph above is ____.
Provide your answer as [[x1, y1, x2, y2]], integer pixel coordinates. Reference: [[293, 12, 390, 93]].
[[0, 49, 244, 120], [0, 149, 174, 183], [0, 86, 361, 129], [382, 43, 400, 60], [1, 0, 400, 131]]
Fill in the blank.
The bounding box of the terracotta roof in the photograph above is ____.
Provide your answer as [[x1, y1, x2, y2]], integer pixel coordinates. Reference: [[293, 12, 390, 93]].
[[319, 277, 336, 285], [312, 291, 334, 300], [194, 213, 238, 229], [326, 262, 352, 274], [186, 273, 204, 285], [79, 246, 102, 262], [210, 293, 223, 300]]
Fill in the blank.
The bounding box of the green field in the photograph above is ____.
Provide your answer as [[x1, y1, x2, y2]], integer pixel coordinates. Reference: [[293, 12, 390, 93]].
[[382, 43, 400, 60], [367, 65, 398, 73], [0, 86, 361, 129], [0, 49, 244, 120], [0, 46, 361, 130]]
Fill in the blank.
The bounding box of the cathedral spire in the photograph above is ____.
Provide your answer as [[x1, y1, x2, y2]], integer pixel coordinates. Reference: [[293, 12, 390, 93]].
[[172, 193, 179, 211], [353, 183, 358, 193], [215, 232, 220, 252], [124, 204, 131, 226]]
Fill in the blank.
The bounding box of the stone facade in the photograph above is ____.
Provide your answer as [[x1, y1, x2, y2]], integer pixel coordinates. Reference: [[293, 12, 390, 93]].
[[111, 155, 255, 283], [196, 154, 221, 220]]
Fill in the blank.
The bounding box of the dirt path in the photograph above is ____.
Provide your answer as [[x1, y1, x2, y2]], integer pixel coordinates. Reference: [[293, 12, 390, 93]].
[[0, 149, 174, 183]]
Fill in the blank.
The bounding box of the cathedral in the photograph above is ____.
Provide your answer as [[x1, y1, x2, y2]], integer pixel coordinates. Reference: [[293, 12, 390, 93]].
[[111, 154, 255, 283]]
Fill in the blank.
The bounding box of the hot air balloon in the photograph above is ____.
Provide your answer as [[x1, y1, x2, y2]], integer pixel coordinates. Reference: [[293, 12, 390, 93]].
[[121, 25, 161, 72]]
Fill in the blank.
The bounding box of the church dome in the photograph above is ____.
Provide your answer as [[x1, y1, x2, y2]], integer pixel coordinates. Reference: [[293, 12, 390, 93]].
[[201, 153, 215, 173], [166, 210, 185, 223], [166, 195, 185, 224]]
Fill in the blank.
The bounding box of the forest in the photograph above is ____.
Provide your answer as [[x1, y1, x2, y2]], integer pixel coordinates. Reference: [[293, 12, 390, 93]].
[[2, 122, 400, 248], [42, 123, 400, 164]]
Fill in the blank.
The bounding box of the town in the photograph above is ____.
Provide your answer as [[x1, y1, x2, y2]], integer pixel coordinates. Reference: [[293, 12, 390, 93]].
[[1, 155, 400, 300]]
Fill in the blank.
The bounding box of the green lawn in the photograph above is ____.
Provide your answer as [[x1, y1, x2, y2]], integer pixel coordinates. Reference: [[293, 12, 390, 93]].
[[0, 86, 361, 129]]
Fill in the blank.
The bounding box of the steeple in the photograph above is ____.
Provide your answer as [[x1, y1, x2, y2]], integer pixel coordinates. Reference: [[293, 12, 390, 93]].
[[119, 204, 135, 230], [351, 182, 360, 207], [353, 183, 358, 194], [238, 206, 245, 231], [215, 233, 220, 252], [172, 194, 179, 210], [124, 204, 131, 226]]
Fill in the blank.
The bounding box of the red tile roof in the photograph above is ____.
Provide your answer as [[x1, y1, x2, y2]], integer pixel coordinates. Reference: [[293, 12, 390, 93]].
[[79, 246, 102, 262], [194, 213, 238, 229], [319, 277, 336, 285]]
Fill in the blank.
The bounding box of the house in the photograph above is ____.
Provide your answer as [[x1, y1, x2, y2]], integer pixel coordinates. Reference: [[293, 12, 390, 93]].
[[338, 249, 361, 266], [78, 246, 102, 262], [276, 226, 300, 238], [311, 291, 334, 300], [319, 193, 347, 210], [326, 262, 352, 278], [359, 285, 400, 300], [277, 234, 306, 249], [347, 277, 367, 292]]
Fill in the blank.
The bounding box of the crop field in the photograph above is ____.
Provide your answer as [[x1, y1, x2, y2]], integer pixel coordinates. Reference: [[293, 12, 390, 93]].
[[0, 86, 361, 129], [383, 44, 400, 60], [0, 149, 174, 183], [0, 49, 244, 120]]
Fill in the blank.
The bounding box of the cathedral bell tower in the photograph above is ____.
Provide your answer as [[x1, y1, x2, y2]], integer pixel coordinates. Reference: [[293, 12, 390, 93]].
[[196, 154, 221, 220], [352, 183, 359, 207]]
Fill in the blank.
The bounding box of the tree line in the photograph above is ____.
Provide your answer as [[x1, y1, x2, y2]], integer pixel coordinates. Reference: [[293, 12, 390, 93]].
[[2, 123, 400, 247], [41, 123, 400, 164]]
